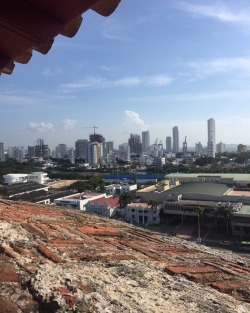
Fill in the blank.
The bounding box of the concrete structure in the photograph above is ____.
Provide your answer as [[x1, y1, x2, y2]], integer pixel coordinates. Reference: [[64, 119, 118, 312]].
[[152, 157, 166, 168], [34, 139, 50, 158], [195, 142, 203, 156], [140, 154, 152, 166], [105, 141, 114, 154], [55, 144, 68, 158], [182, 136, 187, 156], [85, 196, 119, 218], [105, 184, 137, 196], [172, 126, 179, 153], [75, 139, 89, 160], [166, 136, 172, 153], [216, 141, 226, 154], [207, 118, 216, 157], [3, 172, 49, 185], [142, 130, 150, 154], [54, 192, 105, 211], [7, 146, 25, 161], [238, 144, 248, 153], [0, 142, 4, 161], [3, 173, 28, 185], [118, 143, 130, 161], [125, 202, 162, 225], [128, 133, 142, 155], [28, 172, 49, 184], [166, 173, 250, 187]]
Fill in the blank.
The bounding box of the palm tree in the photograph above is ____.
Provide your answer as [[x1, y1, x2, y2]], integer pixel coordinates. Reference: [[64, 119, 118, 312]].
[[222, 205, 232, 238], [118, 192, 132, 208], [196, 207, 205, 243]]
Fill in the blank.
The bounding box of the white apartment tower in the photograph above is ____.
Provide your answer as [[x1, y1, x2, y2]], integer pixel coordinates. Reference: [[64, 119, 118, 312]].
[[142, 131, 150, 153], [172, 126, 179, 153], [207, 118, 216, 157]]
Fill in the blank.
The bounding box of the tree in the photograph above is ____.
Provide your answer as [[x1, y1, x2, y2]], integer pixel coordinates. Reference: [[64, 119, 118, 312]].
[[196, 207, 205, 243], [147, 200, 158, 209], [118, 193, 132, 208], [218, 204, 232, 237]]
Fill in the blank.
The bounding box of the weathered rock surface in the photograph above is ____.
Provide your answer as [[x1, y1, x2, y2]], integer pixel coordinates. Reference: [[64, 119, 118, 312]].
[[0, 199, 250, 312]]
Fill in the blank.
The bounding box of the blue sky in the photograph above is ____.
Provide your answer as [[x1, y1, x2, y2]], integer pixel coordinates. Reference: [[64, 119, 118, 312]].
[[1, 0, 250, 149]]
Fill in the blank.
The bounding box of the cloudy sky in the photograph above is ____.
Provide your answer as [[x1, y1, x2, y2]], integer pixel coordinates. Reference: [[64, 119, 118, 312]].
[[1, 0, 250, 149]]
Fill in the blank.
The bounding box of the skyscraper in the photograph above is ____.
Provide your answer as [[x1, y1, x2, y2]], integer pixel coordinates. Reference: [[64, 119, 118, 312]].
[[207, 118, 216, 157], [0, 142, 4, 161], [172, 126, 179, 153], [75, 139, 89, 160], [142, 130, 150, 153], [128, 134, 142, 155], [166, 137, 172, 153], [183, 136, 187, 155]]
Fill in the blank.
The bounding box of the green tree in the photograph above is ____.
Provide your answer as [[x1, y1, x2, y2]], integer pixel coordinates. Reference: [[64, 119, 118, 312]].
[[218, 204, 232, 237], [147, 199, 158, 209], [118, 193, 132, 208]]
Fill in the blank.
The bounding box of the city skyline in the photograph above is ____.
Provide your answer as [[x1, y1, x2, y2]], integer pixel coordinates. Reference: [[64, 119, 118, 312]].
[[2, 1, 250, 147]]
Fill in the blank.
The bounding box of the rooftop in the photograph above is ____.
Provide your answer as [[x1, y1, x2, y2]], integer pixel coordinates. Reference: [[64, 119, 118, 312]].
[[0, 200, 250, 312]]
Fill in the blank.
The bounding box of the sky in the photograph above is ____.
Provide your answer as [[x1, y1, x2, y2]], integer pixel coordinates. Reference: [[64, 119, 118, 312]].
[[2, 0, 250, 149]]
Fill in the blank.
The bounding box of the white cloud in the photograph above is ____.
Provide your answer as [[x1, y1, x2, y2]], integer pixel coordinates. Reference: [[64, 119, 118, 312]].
[[124, 110, 148, 130], [188, 57, 250, 79], [62, 119, 78, 130], [101, 18, 130, 41], [60, 75, 173, 93], [42, 67, 62, 76], [27, 122, 55, 133], [172, 1, 250, 23], [146, 75, 173, 87]]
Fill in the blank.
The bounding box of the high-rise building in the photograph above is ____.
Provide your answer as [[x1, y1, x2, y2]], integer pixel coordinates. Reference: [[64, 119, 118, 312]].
[[88, 142, 103, 165], [8, 146, 25, 161], [207, 118, 216, 157], [183, 136, 187, 155], [172, 126, 179, 153], [0, 142, 4, 161], [195, 142, 203, 156], [142, 131, 150, 153], [166, 137, 172, 153], [75, 139, 89, 160], [56, 144, 68, 158], [128, 134, 142, 155], [34, 139, 50, 158], [105, 141, 114, 154], [216, 141, 226, 154]]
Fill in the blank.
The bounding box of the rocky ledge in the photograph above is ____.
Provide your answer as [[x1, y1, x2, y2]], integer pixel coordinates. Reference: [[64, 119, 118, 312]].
[[0, 199, 250, 313]]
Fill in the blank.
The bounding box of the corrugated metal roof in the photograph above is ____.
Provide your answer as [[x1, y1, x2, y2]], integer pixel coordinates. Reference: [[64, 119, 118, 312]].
[[0, 0, 121, 75]]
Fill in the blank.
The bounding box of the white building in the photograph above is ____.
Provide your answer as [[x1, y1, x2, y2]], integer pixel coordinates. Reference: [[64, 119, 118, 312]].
[[3, 172, 49, 185], [216, 141, 226, 154], [8, 146, 25, 161], [3, 174, 28, 185], [28, 172, 49, 184], [54, 192, 105, 211], [56, 144, 68, 158], [105, 184, 137, 196], [207, 118, 216, 157], [85, 196, 119, 218], [125, 202, 162, 225]]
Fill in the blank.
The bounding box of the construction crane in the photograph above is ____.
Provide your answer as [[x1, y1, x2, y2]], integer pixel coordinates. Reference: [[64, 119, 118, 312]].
[[83, 126, 98, 135]]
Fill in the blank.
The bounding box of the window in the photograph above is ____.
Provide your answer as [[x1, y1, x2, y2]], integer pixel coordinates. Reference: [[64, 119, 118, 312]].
[[132, 215, 135, 219], [131, 209, 135, 212]]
